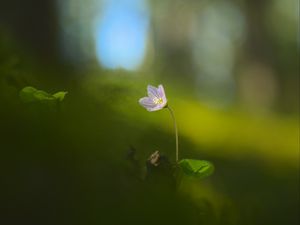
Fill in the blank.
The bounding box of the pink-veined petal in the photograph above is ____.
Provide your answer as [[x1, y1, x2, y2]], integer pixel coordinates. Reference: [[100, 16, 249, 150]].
[[158, 84, 167, 103], [139, 97, 156, 111], [147, 85, 160, 99], [147, 104, 164, 112]]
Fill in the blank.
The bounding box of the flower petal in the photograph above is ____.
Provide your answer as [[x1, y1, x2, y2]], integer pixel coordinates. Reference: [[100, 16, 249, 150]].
[[147, 85, 160, 99], [147, 104, 165, 112], [139, 97, 156, 111], [158, 84, 167, 103]]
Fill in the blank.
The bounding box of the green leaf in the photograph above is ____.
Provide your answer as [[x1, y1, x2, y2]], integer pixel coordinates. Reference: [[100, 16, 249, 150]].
[[19, 86, 67, 103], [19, 86, 40, 103], [53, 91, 68, 101], [33, 90, 54, 101], [178, 159, 214, 178]]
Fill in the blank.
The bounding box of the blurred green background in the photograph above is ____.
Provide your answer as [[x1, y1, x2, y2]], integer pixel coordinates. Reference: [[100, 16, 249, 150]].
[[0, 0, 299, 224]]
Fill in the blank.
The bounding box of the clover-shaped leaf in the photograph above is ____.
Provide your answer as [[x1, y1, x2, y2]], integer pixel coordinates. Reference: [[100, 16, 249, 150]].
[[53, 91, 68, 102], [19, 86, 67, 103], [178, 159, 214, 178]]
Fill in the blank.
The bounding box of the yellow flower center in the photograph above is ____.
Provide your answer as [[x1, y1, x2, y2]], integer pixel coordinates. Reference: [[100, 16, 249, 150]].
[[153, 97, 163, 104]]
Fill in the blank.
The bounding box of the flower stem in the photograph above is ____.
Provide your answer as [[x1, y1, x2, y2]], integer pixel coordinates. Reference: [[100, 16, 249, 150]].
[[166, 106, 179, 162]]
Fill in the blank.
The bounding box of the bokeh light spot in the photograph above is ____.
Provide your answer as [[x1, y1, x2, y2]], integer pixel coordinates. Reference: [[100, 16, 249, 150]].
[[94, 0, 149, 70]]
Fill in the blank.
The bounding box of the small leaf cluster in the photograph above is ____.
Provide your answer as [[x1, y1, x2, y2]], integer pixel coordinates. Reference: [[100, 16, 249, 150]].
[[19, 86, 67, 103], [178, 159, 214, 178]]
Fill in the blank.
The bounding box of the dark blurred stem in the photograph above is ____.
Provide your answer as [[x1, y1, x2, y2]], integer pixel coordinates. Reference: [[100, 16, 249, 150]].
[[166, 106, 179, 162]]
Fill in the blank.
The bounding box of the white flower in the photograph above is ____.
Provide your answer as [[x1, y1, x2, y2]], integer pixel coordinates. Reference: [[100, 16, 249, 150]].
[[139, 85, 167, 112]]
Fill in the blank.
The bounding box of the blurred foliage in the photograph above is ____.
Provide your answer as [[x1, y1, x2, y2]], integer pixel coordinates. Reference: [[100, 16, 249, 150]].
[[1, 60, 298, 225], [179, 159, 214, 178], [0, 0, 299, 224], [19, 86, 67, 103]]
